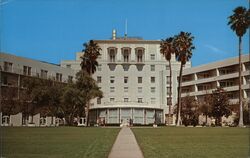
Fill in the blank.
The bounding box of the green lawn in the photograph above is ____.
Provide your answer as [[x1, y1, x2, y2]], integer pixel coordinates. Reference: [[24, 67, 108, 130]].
[[1, 127, 120, 158], [132, 127, 249, 158]]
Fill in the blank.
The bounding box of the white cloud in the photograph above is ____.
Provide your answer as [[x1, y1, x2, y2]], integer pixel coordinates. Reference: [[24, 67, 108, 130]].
[[0, 0, 13, 6], [203, 44, 227, 54]]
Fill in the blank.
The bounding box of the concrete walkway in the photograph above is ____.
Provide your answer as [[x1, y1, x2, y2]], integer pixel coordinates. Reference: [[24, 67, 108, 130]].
[[108, 127, 144, 158]]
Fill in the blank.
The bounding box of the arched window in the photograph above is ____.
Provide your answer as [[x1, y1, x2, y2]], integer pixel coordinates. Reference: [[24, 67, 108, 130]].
[[121, 47, 131, 62], [107, 47, 117, 63], [135, 47, 145, 63]]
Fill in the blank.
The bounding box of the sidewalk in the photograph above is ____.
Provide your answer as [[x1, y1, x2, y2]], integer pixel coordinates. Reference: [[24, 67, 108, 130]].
[[108, 126, 144, 158]]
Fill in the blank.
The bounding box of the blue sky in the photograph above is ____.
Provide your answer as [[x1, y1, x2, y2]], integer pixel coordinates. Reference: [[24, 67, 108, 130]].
[[1, 0, 249, 66]]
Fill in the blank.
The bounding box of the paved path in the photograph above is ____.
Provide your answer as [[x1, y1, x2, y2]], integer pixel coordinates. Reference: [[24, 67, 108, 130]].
[[108, 127, 144, 158]]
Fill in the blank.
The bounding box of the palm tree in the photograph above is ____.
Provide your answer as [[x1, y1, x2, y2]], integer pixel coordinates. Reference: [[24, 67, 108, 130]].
[[80, 40, 101, 75], [174, 32, 195, 126], [160, 37, 175, 125], [228, 6, 250, 127], [80, 40, 101, 126]]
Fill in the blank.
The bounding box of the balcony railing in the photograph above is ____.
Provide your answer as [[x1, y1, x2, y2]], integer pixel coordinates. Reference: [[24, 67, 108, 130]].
[[1, 67, 70, 83]]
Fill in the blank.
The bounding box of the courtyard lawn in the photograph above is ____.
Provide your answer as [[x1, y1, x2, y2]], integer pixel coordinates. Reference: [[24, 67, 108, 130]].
[[1, 127, 120, 158], [132, 127, 249, 158]]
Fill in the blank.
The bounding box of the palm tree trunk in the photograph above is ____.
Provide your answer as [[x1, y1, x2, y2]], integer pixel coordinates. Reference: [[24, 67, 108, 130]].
[[168, 60, 172, 125], [205, 115, 208, 125], [86, 69, 92, 127], [176, 63, 183, 126], [86, 103, 90, 126], [238, 36, 244, 127]]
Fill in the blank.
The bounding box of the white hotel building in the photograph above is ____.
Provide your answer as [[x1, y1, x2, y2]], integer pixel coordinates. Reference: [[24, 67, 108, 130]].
[[61, 33, 190, 125]]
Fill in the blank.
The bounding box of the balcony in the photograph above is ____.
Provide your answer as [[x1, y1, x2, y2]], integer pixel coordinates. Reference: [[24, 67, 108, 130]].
[[197, 69, 217, 80], [3, 66, 13, 73], [219, 78, 238, 88], [244, 62, 250, 71], [1, 67, 69, 84], [219, 65, 238, 76]]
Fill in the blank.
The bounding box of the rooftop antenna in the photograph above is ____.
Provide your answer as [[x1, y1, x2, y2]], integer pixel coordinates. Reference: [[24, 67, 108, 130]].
[[125, 19, 127, 39]]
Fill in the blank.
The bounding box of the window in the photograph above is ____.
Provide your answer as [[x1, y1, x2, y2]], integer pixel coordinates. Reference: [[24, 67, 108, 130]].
[[150, 65, 155, 71], [66, 64, 71, 68], [110, 87, 115, 93], [166, 76, 171, 84], [167, 87, 171, 95], [124, 77, 128, 83], [3, 76, 8, 85], [166, 65, 170, 70], [151, 77, 155, 83], [110, 98, 115, 102], [109, 49, 116, 62], [124, 98, 129, 102], [245, 62, 250, 71], [246, 76, 250, 84], [123, 49, 130, 62], [138, 98, 143, 103], [97, 64, 102, 71], [23, 66, 31, 76], [110, 76, 115, 83], [97, 76, 102, 83], [138, 77, 142, 83], [150, 54, 155, 60], [41, 69, 48, 79], [151, 98, 156, 104], [198, 84, 211, 91], [151, 87, 156, 93], [167, 97, 172, 105], [137, 49, 143, 62], [68, 76, 73, 82], [138, 87, 142, 93], [56, 73, 62, 82], [97, 98, 101, 104], [220, 81, 235, 88], [4, 62, 13, 72], [98, 54, 102, 59], [124, 87, 128, 93]]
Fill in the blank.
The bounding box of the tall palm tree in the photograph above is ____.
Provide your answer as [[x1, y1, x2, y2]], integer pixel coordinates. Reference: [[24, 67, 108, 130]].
[[81, 40, 101, 75], [80, 40, 101, 126], [160, 37, 175, 125], [228, 6, 250, 127], [174, 32, 195, 126]]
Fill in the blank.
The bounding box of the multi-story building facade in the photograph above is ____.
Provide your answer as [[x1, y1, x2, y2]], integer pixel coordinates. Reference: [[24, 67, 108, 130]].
[[1, 33, 249, 126], [181, 54, 250, 125], [0, 52, 75, 126], [181, 54, 249, 104], [61, 32, 191, 125]]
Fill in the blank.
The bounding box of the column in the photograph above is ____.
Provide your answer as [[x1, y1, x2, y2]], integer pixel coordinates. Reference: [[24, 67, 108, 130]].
[[194, 85, 198, 92], [216, 68, 220, 76], [216, 81, 220, 88], [243, 90, 247, 99], [242, 76, 246, 85], [194, 73, 197, 80], [242, 63, 246, 71]]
